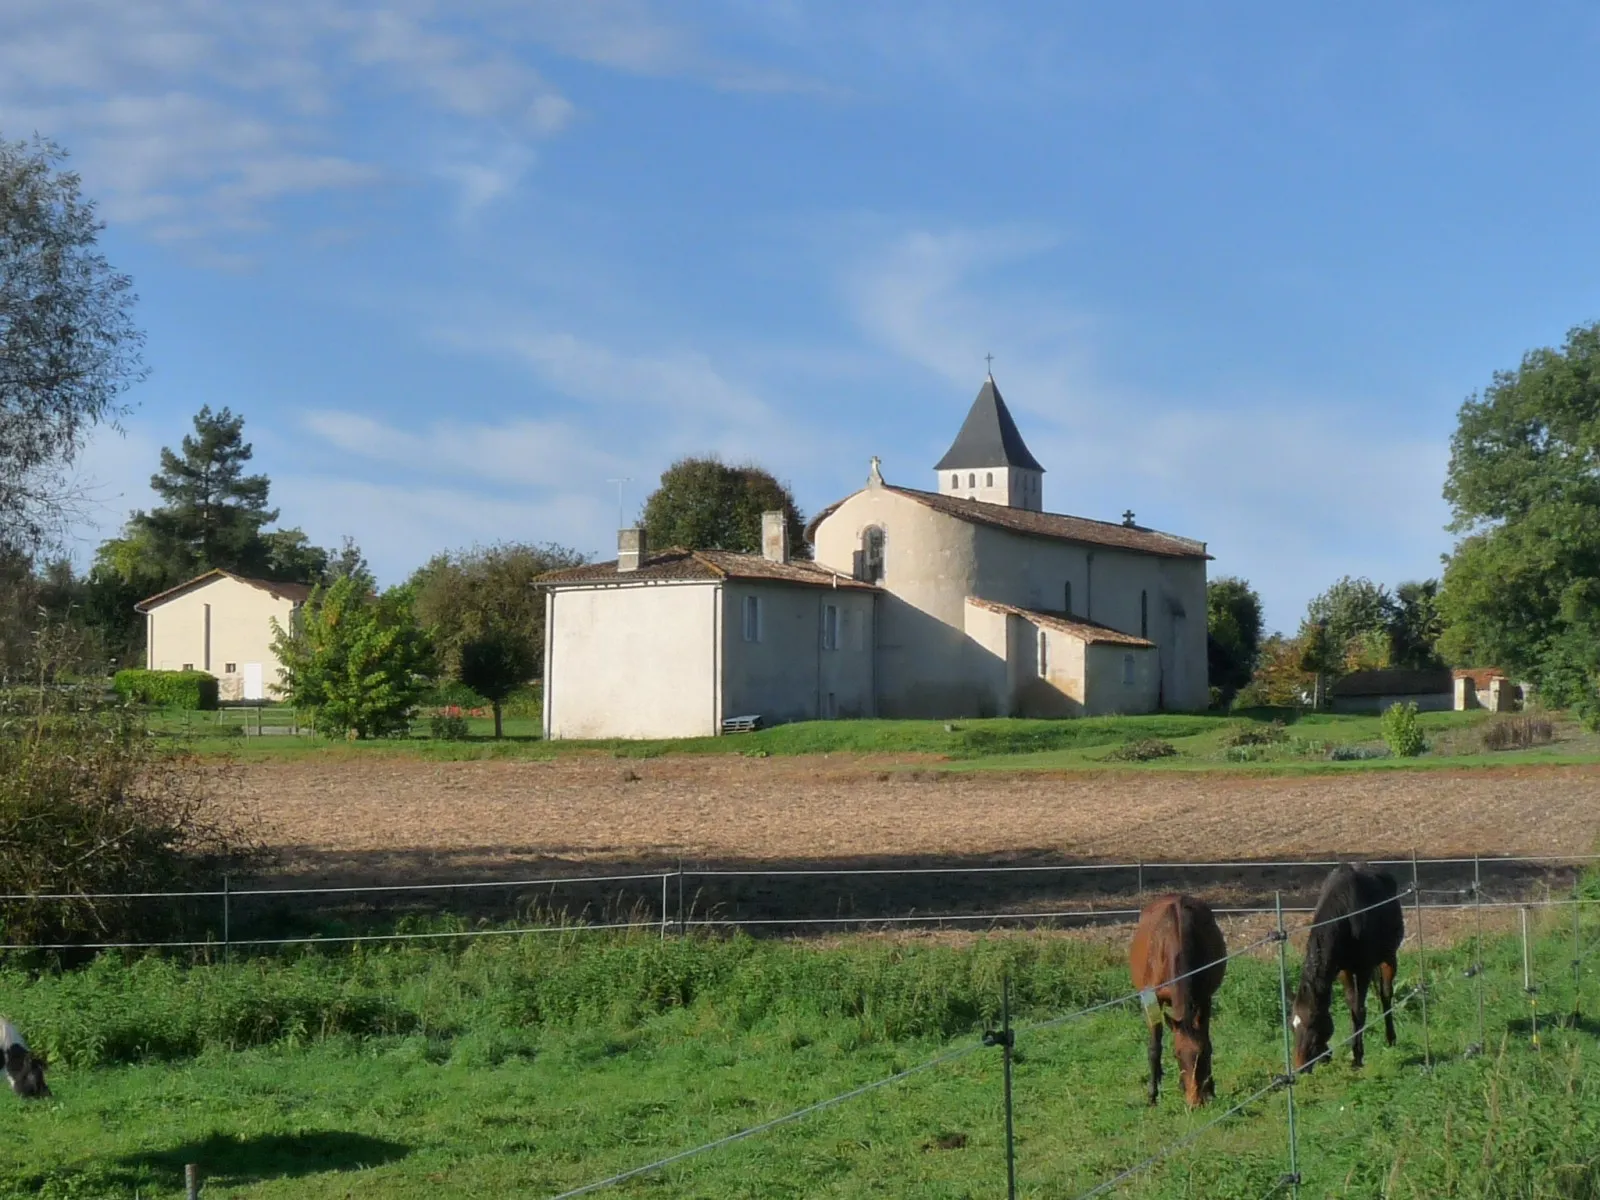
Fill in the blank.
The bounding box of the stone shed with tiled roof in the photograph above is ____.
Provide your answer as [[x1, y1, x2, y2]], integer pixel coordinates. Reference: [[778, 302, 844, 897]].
[[538, 373, 1213, 736]]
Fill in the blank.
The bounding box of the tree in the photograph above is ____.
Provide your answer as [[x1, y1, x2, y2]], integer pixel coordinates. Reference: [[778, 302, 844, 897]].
[[1, 136, 145, 553], [261, 529, 329, 585], [1390, 580, 1445, 670], [1305, 576, 1396, 671], [133, 406, 277, 577], [325, 536, 374, 591], [458, 628, 536, 738], [1439, 321, 1600, 724], [1206, 577, 1263, 705], [1234, 633, 1316, 709], [410, 542, 585, 684], [270, 576, 432, 739], [640, 457, 809, 558]]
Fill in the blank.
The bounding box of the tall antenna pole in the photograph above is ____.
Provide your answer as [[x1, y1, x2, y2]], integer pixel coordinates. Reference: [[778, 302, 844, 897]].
[[605, 477, 632, 529]]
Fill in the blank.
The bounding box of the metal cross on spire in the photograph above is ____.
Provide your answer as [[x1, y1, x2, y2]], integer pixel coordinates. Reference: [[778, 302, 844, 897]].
[[984, 352, 994, 376]]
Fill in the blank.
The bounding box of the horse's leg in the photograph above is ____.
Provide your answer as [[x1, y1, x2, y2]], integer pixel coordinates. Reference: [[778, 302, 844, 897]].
[[1196, 996, 1216, 1101], [1147, 1017, 1164, 1106], [1341, 969, 1367, 1068], [1378, 957, 1398, 1046]]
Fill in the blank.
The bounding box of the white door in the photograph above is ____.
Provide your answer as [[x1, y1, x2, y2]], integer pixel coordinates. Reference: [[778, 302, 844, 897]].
[[242, 663, 265, 701]]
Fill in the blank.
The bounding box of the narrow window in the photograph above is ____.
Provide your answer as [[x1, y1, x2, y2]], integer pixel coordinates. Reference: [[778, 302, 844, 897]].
[[824, 692, 837, 718], [1037, 628, 1048, 677], [1140, 590, 1148, 640], [224, 662, 237, 674], [968, 472, 976, 487], [986, 471, 994, 487], [862, 526, 885, 583], [822, 603, 840, 651], [742, 595, 761, 643], [951, 473, 959, 488], [1123, 654, 1136, 685], [1063, 581, 1072, 616]]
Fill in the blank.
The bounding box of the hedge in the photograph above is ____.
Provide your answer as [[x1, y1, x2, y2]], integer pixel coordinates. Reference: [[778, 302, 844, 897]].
[[112, 670, 220, 711]]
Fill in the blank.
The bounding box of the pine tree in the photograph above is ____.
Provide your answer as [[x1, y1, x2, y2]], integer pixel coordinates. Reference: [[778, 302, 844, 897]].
[[133, 406, 277, 576]]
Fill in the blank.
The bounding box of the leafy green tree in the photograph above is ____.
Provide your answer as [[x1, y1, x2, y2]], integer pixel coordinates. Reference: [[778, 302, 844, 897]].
[[1390, 580, 1445, 670], [1439, 321, 1600, 724], [260, 529, 329, 585], [1206, 577, 1263, 705], [410, 542, 584, 683], [458, 628, 537, 738], [1, 135, 145, 553], [270, 576, 432, 739], [640, 457, 808, 558], [325, 536, 375, 591], [1306, 576, 1396, 669]]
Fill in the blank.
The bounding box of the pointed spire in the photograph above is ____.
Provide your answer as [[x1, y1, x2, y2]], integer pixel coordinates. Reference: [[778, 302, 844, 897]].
[[933, 375, 1044, 472]]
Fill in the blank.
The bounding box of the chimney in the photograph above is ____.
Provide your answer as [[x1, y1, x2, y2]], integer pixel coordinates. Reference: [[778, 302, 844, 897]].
[[761, 511, 789, 563], [617, 527, 646, 573]]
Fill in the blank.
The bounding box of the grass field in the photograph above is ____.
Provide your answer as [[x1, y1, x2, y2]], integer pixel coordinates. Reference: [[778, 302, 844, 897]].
[[147, 705, 1600, 775], [2, 910, 1598, 1198]]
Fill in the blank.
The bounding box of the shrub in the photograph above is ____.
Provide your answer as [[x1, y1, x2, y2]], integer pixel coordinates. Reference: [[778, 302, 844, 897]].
[[1105, 738, 1178, 762], [1480, 715, 1555, 752], [418, 681, 488, 709], [0, 680, 261, 946], [1224, 720, 1287, 747], [112, 668, 219, 710], [1330, 744, 1390, 761], [1379, 701, 1424, 757], [429, 709, 471, 741]]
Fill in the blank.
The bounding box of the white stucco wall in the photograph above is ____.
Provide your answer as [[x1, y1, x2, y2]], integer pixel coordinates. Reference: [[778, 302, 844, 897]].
[[544, 582, 721, 739], [720, 583, 876, 722], [1084, 643, 1160, 715], [145, 576, 298, 699], [813, 483, 1209, 717], [937, 466, 1043, 511]]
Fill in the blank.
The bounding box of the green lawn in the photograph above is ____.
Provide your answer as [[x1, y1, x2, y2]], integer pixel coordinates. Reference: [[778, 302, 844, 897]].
[[147, 705, 1600, 774], [2, 912, 1599, 1197]]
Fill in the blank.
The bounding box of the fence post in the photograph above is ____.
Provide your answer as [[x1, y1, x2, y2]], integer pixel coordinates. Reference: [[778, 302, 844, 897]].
[[1137, 861, 1144, 899], [1521, 905, 1539, 1050], [1410, 851, 1431, 1069], [677, 859, 686, 936], [1572, 884, 1582, 1024], [1273, 892, 1300, 1199], [222, 873, 231, 967], [660, 873, 669, 940], [1466, 854, 1485, 1057], [983, 972, 1017, 1200], [185, 1162, 201, 1200]]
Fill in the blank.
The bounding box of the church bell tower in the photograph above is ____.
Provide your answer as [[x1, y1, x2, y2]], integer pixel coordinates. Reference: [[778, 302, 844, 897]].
[[933, 372, 1045, 511]]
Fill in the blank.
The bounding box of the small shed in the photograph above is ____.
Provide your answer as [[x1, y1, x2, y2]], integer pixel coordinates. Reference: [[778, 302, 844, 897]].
[[1328, 668, 1453, 715], [1451, 667, 1521, 712]]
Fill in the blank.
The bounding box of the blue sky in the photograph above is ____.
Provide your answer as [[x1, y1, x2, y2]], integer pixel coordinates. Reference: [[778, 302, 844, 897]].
[[5, 2, 1599, 633]]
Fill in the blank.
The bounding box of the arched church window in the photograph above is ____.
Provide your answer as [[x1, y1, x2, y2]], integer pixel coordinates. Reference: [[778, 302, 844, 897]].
[[1063, 581, 1072, 615], [968, 473, 976, 487], [861, 525, 885, 584], [986, 472, 994, 487], [1037, 628, 1048, 677], [1140, 590, 1149, 640], [951, 474, 959, 488]]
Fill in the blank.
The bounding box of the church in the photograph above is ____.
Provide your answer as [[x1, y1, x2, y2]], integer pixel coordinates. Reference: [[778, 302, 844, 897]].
[[537, 375, 1212, 739]]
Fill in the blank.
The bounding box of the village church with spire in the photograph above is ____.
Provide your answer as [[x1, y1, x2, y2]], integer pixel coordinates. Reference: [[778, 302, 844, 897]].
[[537, 374, 1212, 738]]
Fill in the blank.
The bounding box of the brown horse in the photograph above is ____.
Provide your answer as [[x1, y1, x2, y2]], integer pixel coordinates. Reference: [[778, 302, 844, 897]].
[[1129, 894, 1228, 1107]]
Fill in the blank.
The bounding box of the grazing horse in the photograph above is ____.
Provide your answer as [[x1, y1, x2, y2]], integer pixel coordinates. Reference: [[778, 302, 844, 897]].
[[1292, 863, 1405, 1073], [1129, 894, 1228, 1107], [0, 1019, 47, 1099]]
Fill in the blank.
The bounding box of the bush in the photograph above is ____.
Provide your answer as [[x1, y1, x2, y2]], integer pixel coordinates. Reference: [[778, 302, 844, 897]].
[[418, 681, 488, 709], [1480, 715, 1555, 752], [429, 709, 471, 740], [1105, 738, 1178, 762], [1224, 720, 1286, 747], [112, 668, 219, 710], [1380, 702, 1425, 757], [0, 680, 261, 946], [1330, 744, 1390, 761]]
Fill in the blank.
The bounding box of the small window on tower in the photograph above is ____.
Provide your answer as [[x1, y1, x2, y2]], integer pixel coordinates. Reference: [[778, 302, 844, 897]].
[[968, 473, 975, 487], [951, 474, 959, 488], [986, 472, 994, 487]]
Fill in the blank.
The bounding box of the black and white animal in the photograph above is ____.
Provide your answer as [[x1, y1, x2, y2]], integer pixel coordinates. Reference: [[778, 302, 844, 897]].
[[0, 1018, 49, 1099], [1291, 863, 1405, 1072]]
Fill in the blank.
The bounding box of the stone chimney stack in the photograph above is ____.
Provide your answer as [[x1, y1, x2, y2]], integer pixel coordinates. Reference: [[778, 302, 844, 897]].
[[761, 511, 789, 563], [617, 527, 646, 573]]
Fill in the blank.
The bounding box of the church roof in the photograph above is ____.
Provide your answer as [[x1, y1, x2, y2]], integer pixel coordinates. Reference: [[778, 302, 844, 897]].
[[933, 376, 1044, 472], [967, 598, 1156, 647], [535, 547, 879, 590], [806, 485, 1210, 559]]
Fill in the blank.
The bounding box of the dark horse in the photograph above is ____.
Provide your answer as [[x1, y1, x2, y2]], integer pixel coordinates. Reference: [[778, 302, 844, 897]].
[[1129, 894, 1228, 1107], [1292, 863, 1405, 1072]]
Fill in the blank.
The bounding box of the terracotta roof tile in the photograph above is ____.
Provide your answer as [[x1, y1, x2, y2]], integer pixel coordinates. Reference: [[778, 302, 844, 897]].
[[1451, 667, 1506, 688], [966, 597, 1156, 646], [806, 485, 1210, 559], [536, 548, 878, 590]]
